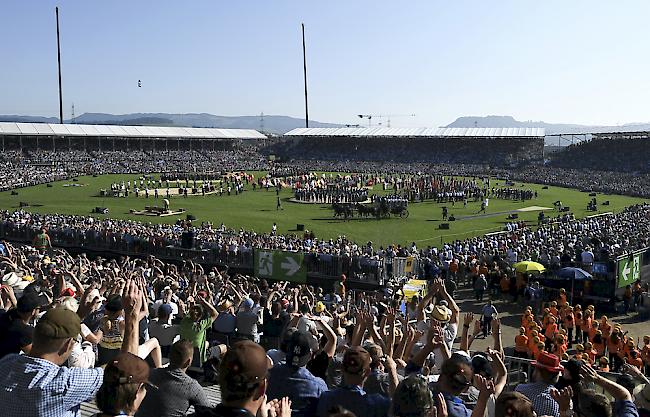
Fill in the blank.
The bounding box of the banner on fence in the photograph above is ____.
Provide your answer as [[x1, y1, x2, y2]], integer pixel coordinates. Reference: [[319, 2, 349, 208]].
[[254, 250, 307, 283], [617, 252, 641, 288]]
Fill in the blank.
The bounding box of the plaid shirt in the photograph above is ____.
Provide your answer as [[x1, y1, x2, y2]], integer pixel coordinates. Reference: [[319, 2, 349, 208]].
[[515, 382, 560, 417], [0, 353, 104, 417]]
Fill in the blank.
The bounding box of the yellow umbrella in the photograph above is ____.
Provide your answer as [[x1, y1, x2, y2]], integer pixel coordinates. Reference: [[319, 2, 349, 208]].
[[513, 261, 546, 273]]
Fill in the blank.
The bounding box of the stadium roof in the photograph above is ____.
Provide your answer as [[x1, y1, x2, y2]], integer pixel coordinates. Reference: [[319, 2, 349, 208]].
[[0, 122, 266, 139], [285, 127, 545, 138]]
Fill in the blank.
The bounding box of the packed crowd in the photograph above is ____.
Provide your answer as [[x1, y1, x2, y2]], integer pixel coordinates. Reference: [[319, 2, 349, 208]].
[[1, 201, 649, 281], [512, 289, 650, 374], [0, 238, 648, 417], [550, 137, 650, 174], [267, 136, 544, 166]]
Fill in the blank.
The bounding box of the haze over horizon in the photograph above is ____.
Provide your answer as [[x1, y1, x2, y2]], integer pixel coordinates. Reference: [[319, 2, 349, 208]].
[[2, 1, 650, 128]]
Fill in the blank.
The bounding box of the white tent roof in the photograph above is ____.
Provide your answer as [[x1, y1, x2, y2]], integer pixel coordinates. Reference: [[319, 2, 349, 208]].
[[284, 127, 545, 138], [0, 122, 266, 139]]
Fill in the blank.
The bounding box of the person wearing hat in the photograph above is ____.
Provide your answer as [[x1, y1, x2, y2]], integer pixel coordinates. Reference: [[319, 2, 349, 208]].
[[96, 352, 155, 417], [211, 299, 236, 346], [195, 340, 291, 417], [235, 298, 260, 343], [148, 303, 180, 359], [0, 307, 105, 416], [515, 351, 565, 417], [316, 346, 390, 417], [267, 329, 328, 417], [0, 292, 42, 358]]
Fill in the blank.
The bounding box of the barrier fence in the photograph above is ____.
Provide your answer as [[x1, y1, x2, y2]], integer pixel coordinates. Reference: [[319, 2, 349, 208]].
[[0, 222, 403, 286]]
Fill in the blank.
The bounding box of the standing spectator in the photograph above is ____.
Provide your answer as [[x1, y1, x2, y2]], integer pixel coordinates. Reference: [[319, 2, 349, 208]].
[[32, 227, 52, 253], [136, 340, 211, 417], [267, 329, 328, 417], [515, 352, 564, 417], [180, 295, 219, 367], [235, 298, 260, 343], [474, 274, 488, 301], [148, 304, 180, 359], [481, 300, 498, 336], [316, 346, 390, 417]]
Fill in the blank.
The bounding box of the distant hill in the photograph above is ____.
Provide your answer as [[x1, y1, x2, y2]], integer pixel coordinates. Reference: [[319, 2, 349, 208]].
[[0, 112, 340, 135]]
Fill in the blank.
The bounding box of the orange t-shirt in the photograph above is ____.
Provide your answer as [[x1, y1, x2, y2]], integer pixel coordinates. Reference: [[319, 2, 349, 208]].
[[500, 277, 510, 292], [594, 341, 606, 357], [628, 356, 643, 369], [608, 338, 621, 355], [559, 294, 567, 305], [575, 311, 583, 328], [642, 345, 650, 365], [581, 316, 592, 333], [545, 323, 558, 339], [555, 343, 568, 358], [564, 313, 574, 329], [601, 322, 611, 339], [549, 307, 558, 318], [588, 327, 598, 342], [586, 349, 597, 364], [515, 335, 529, 352]]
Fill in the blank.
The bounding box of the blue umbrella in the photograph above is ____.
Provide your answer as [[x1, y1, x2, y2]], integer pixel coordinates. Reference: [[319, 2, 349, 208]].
[[557, 267, 592, 280]]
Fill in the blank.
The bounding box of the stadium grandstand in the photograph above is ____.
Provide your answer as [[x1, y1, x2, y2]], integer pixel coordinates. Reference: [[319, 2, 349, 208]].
[[267, 126, 545, 166], [0, 121, 268, 152], [549, 130, 650, 173]]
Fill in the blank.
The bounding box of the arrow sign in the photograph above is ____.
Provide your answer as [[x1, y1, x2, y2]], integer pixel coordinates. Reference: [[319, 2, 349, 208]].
[[617, 253, 642, 288], [622, 261, 631, 283], [281, 257, 301, 276]]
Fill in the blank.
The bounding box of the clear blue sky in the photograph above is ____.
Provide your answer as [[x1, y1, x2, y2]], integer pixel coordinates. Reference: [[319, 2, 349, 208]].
[[2, 1, 649, 127]]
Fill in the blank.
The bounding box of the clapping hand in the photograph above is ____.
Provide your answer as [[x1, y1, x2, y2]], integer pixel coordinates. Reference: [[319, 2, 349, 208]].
[[550, 386, 573, 412], [474, 374, 496, 397], [463, 312, 474, 328]]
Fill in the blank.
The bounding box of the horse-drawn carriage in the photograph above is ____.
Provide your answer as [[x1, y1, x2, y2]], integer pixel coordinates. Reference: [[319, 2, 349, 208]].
[[332, 197, 409, 219]]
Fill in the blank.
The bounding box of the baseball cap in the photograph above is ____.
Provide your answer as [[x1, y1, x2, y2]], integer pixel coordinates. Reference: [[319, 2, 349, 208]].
[[218, 340, 269, 391], [17, 292, 43, 313], [343, 346, 371, 375], [107, 352, 157, 389], [285, 330, 313, 368], [242, 298, 254, 310], [158, 304, 173, 316], [471, 353, 494, 379], [35, 308, 81, 339], [105, 295, 124, 312]]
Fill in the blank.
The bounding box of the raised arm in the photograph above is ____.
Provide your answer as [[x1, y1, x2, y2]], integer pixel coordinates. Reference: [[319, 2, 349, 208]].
[[121, 279, 142, 355]]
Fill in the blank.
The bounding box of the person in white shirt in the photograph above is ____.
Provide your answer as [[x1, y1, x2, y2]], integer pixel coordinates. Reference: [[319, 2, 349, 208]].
[[152, 287, 179, 320]]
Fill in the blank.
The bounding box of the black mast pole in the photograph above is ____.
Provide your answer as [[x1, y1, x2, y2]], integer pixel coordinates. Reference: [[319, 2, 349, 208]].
[[301, 23, 309, 128], [56, 7, 64, 124]]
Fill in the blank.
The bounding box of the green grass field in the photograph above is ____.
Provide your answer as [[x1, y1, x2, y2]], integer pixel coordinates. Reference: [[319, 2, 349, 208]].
[[0, 173, 646, 247]]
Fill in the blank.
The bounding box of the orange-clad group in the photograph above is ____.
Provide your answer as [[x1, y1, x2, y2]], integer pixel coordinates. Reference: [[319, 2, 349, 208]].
[[514, 288, 650, 373]]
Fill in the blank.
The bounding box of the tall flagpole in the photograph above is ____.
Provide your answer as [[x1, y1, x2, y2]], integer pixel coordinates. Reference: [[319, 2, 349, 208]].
[[56, 7, 64, 124], [301, 23, 309, 128]]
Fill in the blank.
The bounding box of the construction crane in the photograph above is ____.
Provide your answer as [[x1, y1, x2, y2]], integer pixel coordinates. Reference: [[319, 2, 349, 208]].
[[357, 114, 415, 128]]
